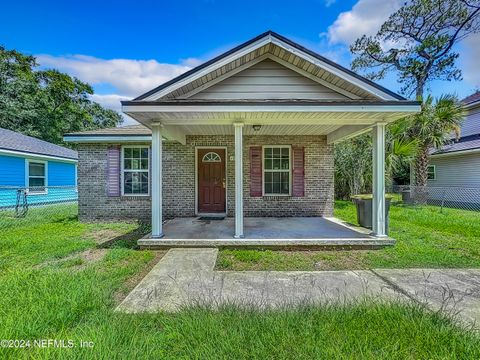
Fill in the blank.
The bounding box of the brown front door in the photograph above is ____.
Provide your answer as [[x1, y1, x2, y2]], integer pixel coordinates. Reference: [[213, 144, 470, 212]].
[[197, 148, 226, 213]]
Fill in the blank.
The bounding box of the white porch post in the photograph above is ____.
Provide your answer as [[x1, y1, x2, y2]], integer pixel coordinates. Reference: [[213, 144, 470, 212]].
[[372, 122, 387, 236], [234, 122, 244, 238], [151, 123, 164, 238]]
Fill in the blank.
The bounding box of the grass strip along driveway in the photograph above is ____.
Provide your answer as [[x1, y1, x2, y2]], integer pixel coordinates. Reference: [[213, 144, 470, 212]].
[[0, 204, 479, 358], [217, 201, 480, 271]]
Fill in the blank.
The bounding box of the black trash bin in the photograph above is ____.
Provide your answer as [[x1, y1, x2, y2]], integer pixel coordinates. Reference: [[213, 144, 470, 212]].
[[351, 195, 391, 234]]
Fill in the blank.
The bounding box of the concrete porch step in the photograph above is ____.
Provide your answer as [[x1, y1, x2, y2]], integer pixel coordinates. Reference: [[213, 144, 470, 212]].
[[138, 237, 395, 250]]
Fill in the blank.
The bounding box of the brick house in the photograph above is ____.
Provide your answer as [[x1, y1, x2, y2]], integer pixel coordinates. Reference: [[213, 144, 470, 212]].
[[65, 31, 419, 244]]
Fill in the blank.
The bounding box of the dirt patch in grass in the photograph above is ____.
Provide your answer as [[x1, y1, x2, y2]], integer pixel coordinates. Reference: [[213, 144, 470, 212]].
[[83, 225, 149, 248], [38, 248, 109, 270], [113, 250, 166, 304], [81, 248, 109, 263], [85, 228, 127, 246]]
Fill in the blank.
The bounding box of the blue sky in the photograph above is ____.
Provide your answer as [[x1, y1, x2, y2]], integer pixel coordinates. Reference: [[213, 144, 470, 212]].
[[2, 0, 479, 123]]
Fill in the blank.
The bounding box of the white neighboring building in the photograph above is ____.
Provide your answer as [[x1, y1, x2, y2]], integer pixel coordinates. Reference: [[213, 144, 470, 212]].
[[427, 92, 480, 207]]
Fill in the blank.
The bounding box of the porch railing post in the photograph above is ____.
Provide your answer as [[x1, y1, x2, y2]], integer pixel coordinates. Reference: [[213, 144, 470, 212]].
[[234, 122, 244, 238], [151, 123, 164, 238], [372, 122, 387, 236]]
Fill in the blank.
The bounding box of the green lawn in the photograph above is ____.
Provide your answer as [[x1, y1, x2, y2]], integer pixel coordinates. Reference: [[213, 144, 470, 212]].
[[217, 201, 480, 271], [1, 205, 480, 359]]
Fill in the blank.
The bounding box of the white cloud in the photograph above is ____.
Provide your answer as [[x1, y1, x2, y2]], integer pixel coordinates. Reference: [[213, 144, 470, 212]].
[[36, 54, 199, 125], [324, 0, 336, 7], [37, 54, 194, 98], [327, 0, 403, 45], [90, 94, 138, 126]]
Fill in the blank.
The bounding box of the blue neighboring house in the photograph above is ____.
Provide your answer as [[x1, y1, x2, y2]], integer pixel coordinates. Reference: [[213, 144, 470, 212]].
[[0, 128, 78, 208]]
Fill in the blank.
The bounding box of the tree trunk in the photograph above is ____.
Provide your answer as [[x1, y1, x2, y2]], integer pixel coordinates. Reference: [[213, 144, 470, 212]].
[[414, 145, 429, 187], [415, 79, 425, 101], [414, 145, 429, 204]]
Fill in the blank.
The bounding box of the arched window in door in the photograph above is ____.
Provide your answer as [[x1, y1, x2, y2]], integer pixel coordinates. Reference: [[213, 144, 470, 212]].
[[202, 152, 221, 162]]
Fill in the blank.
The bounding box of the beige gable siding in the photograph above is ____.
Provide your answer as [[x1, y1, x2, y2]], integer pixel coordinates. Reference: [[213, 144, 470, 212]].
[[428, 153, 480, 188], [188, 59, 349, 100]]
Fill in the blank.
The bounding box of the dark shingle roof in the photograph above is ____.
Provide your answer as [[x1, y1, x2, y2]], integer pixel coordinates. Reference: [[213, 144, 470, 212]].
[[0, 128, 78, 160], [65, 124, 151, 136], [431, 134, 480, 155], [462, 91, 480, 105]]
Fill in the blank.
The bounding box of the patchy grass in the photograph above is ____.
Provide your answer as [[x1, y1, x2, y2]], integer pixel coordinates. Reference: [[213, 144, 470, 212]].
[[217, 201, 480, 271], [1, 205, 480, 358]]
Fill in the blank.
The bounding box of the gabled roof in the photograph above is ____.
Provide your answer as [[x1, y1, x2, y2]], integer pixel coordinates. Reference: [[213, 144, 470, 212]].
[[130, 31, 405, 103], [431, 134, 480, 156], [462, 91, 480, 105], [0, 128, 78, 160]]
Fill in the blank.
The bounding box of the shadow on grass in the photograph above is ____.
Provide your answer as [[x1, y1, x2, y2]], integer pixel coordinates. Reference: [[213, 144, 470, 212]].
[[102, 222, 151, 250]]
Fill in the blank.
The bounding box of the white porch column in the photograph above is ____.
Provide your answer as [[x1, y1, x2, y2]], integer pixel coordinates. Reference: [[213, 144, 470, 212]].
[[372, 122, 387, 236], [151, 124, 164, 238], [234, 122, 244, 238]]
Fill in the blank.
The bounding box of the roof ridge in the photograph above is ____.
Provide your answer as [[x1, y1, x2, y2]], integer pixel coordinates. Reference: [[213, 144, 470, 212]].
[[132, 31, 405, 102]]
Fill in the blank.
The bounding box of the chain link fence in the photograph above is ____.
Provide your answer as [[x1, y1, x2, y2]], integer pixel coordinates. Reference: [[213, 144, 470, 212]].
[[390, 185, 480, 212], [0, 186, 78, 230]]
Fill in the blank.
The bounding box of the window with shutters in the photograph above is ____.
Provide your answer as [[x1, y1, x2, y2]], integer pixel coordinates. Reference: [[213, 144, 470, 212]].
[[122, 146, 149, 195], [263, 146, 291, 195]]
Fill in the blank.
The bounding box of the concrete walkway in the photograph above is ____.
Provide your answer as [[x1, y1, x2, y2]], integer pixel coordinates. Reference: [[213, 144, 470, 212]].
[[117, 248, 480, 329]]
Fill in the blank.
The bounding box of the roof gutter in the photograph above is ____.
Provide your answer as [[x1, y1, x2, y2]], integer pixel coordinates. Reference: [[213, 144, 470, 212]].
[[63, 135, 152, 143], [0, 148, 77, 162], [122, 101, 421, 114], [430, 147, 480, 158]]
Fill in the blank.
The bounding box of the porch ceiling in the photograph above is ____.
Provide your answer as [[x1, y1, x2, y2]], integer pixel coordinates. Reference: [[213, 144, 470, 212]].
[[168, 124, 343, 136], [122, 100, 420, 143]]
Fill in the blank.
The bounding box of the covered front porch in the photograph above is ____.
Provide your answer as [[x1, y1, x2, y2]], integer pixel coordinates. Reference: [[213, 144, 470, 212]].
[[122, 115, 408, 244], [139, 216, 395, 249], [120, 32, 421, 246]]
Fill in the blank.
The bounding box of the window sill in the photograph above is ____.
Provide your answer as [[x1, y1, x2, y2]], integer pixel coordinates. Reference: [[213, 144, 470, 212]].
[[262, 194, 292, 200], [120, 194, 150, 199], [27, 191, 48, 196]]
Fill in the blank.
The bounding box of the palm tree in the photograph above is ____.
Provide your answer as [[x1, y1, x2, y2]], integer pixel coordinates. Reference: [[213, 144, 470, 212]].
[[407, 95, 465, 187], [386, 120, 418, 187]]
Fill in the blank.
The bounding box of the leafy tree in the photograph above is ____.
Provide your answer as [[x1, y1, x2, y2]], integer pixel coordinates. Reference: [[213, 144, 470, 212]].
[[351, 0, 480, 99], [334, 124, 418, 199], [350, 0, 479, 186], [335, 134, 372, 199], [406, 95, 465, 187], [0, 46, 122, 146]]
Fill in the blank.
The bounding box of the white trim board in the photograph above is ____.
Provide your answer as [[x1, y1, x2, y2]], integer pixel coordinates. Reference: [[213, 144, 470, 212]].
[[0, 148, 77, 163], [123, 104, 421, 114], [430, 148, 480, 158], [63, 135, 151, 143]]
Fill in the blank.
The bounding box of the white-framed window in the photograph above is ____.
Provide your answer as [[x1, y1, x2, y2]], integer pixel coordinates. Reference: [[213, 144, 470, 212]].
[[427, 165, 436, 180], [121, 146, 149, 196], [26, 159, 47, 194], [263, 145, 291, 196]]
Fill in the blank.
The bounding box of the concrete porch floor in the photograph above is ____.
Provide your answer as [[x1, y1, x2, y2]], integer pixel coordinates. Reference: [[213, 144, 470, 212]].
[[138, 217, 395, 249]]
